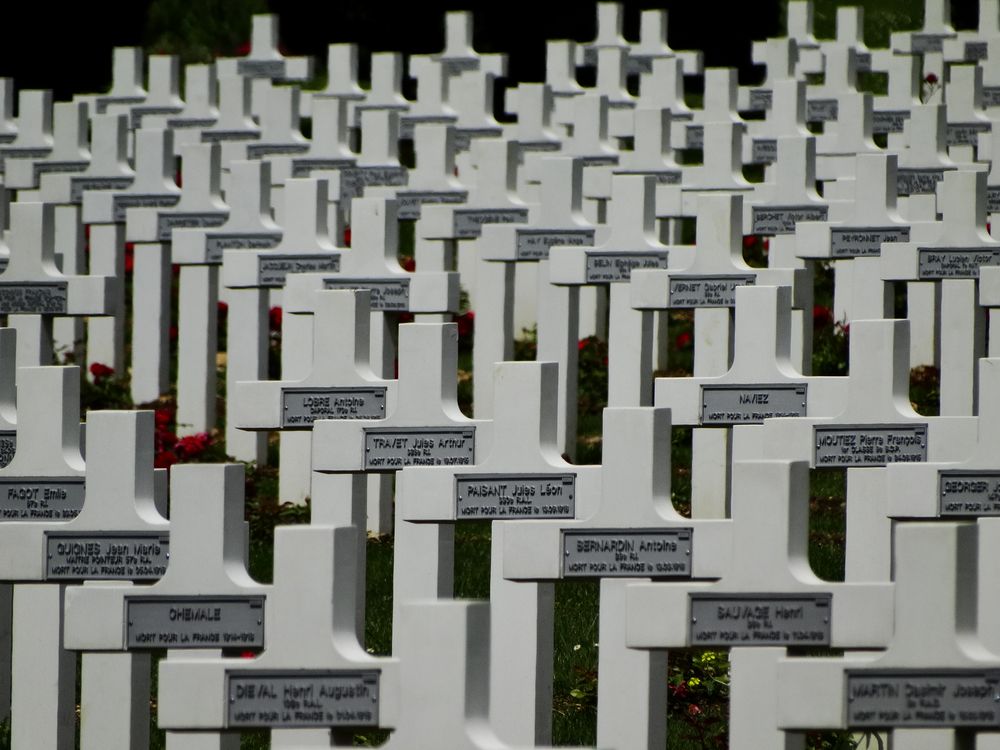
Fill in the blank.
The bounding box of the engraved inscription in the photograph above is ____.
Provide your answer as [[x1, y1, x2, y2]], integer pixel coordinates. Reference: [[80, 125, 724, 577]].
[[918, 248, 1000, 279], [227, 671, 379, 728], [453, 127, 503, 152], [45, 532, 169, 580], [751, 205, 829, 235], [856, 52, 872, 71], [946, 122, 990, 147], [339, 166, 408, 201], [441, 58, 478, 75], [872, 110, 910, 134], [237, 59, 286, 78], [806, 99, 839, 122], [166, 117, 217, 129], [126, 596, 265, 649], [751, 139, 777, 164], [34, 160, 87, 179], [700, 384, 807, 426], [897, 168, 946, 196], [0, 432, 15, 468], [814, 425, 927, 467], [846, 670, 1000, 728], [515, 229, 595, 261], [830, 227, 911, 258], [454, 208, 530, 239], [748, 89, 772, 111], [667, 275, 756, 308], [562, 529, 692, 578], [281, 387, 387, 428], [395, 190, 468, 221], [113, 193, 181, 222], [0, 282, 68, 314], [205, 233, 281, 264], [939, 471, 1000, 517], [585, 252, 669, 283], [201, 130, 259, 143], [158, 212, 228, 241], [363, 427, 475, 470], [257, 254, 340, 287], [689, 594, 831, 646], [322, 278, 410, 312], [985, 88, 1000, 107], [455, 474, 575, 519]]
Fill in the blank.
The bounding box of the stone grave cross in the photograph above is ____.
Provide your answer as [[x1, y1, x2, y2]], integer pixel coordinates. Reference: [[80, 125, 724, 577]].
[[0, 89, 53, 173], [4, 100, 89, 191]]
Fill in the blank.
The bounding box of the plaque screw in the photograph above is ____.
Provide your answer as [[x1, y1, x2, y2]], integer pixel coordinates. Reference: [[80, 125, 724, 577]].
[[691, 617, 697, 623], [565, 551, 570, 556], [823, 618, 829, 624], [685, 550, 691, 556]]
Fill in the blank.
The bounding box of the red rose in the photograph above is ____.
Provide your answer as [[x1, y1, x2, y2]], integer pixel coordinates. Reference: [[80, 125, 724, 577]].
[[343, 226, 352, 247], [155, 450, 178, 469], [925, 72, 938, 85], [217, 301, 229, 317], [675, 331, 693, 349], [742, 235, 757, 250], [455, 310, 474, 338], [269, 306, 283, 332], [89, 362, 115, 381], [401, 256, 416, 272], [812, 305, 833, 328], [124, 242, 135, 274]]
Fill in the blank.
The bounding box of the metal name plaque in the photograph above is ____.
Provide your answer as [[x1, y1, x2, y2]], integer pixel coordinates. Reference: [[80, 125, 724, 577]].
[[93, 95, 145, 114], [580, 155, 619, 167], [910, 33, 951, 53], [918, 248, 1000, 279], [112, 193, 181, 222], [237, 59, 286, 78], [290, 158, 353, 178], [246, 143, 311, 160], [440, 57, 478, 75], [830, 227, 911, 258], [0, 431, 15, 468], [628, 56, 654, 74], [939, 471, 1000, 517], [989, 187, 1000, 214], [281, 387, 387, 428], [205, 233, 281, 264], [748, 88, 772, 111], [453, 127, 503, 152], [455, 474, 575, 520], [322, 278, 410, 312], [965, 41, 988, 61], [454, 208, 530, 239], [700, 384, 807, 426], [846, 670, 1000, 728], [751, 139, 777, 164], [585, 252, 669, 283], [872, 110, 910, 134], [685, 125, 704, 149], [689, 594, 831, 646], [751, 205, 829, 235], [166, 117, 217, 129], [69, 176, 133, 203], [339, 166, 408, 200], [897, 168, 946, 197], [45, 532, 169, 580], [126, 595, 265, 649], [363, 427, 475, 470], [227, 670, 379, 728], [946, 122, 991, 147], [34, 160, 87, 179], [515, 228, 595, 261], [856, 52, 872, 71], [131, 106, 184, 129], [806, 99, 839, 122], [0, 282, 68, 314], [257, 254, 340, 287], [0, 476, 84, 520], [201, 130, 259, 143], [814, 424, 928, 467], [985, 88, 1000, 107], [158, 212, 228, 241], [562, 528, 692, 578], [668, 275, 756, 308], [395, 190, 468, 221]]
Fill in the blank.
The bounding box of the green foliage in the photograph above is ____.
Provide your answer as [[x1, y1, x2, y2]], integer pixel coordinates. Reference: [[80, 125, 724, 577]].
[[668, 649, 730, 748], [145, 0, 267, 64]]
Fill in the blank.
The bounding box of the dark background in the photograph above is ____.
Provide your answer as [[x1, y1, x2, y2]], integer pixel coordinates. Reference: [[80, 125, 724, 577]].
[[2, 1, 786, 101]]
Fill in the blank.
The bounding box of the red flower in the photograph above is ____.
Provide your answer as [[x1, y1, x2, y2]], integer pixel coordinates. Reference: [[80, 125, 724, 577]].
[[169, 325, 178, 341], [343, 226, 351, 247], [175, 432, 211, 459], [455, 310, 474, 339], [398, 312, 414, 324], [925, 72, 938, 85], [812, 305, 833, 328], [154, 450, 178, 469], [742, 235, 757, 250], [269, 306, 283, 332], [687, 704, 702, 717], [235, 40, 252, 56], [401, 256, 416, 272], [763, 238, 770, 250], [89, 362, 114, 381], [675, 331, 693, 349], [670, 681, 688, 698], [124, 242, 135, 274], [217, 301, 229, 317], [154, 407, 174, 428]]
